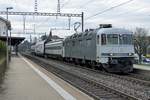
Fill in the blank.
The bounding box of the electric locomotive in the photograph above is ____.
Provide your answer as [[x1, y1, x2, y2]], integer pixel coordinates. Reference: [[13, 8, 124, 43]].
[[63, 24, 134, 73]]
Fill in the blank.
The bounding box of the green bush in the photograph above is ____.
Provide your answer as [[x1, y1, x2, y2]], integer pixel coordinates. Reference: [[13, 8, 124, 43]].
[[0, 40, 7, 83], [0, 40, 6, 59]]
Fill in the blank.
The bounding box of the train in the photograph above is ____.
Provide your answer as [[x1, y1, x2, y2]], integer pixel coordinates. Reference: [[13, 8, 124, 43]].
[[31, 24, 135, 73]]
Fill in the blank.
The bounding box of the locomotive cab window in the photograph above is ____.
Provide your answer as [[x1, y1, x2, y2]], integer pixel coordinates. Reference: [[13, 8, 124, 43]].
[[107, 34, 118, 44], [97, 35, 99, 44], [63, 42, 65, 46], [119, 34, 133, 45], [101, 34, 106, 45]]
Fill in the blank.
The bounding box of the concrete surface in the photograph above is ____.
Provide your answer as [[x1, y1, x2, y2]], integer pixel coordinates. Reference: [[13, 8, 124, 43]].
[[0, 55, 93, 100], [134, 64, 150, 71]]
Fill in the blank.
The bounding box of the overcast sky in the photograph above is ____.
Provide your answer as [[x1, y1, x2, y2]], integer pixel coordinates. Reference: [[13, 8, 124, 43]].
[[0, 0, 150, 39]]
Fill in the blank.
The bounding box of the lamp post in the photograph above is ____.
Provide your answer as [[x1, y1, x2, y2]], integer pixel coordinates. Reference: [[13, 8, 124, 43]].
[[6, 7, 13, 66]]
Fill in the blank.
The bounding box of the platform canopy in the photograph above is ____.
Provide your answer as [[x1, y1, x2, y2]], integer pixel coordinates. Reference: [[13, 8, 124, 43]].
[[0, 36, 25, 46]]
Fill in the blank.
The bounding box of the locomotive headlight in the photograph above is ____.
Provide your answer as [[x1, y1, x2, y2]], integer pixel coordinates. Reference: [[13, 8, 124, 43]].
[[129, 53, 133, 56], [110, 53, 113, 56]]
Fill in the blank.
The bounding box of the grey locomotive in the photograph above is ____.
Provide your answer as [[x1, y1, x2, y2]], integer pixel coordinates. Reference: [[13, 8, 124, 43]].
[[63, 24, 134, 73]]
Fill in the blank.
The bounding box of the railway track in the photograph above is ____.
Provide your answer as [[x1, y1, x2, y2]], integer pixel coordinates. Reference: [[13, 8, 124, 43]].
[[129, 69, 150, 82], [43, 56, 150, 87], [62, 60, 150, 87], [55, 59, 150, 100], [23, 54, 149, 100]]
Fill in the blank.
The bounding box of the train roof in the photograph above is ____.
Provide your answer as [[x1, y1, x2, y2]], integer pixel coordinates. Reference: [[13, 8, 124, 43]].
[[65, 29, 97, 40], [97, 28, 132, 35], [45, 39, 63, 44], [65, 28, 132, 41]]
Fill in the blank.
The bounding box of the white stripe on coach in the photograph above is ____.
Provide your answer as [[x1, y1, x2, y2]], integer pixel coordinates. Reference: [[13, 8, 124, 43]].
[[21, 56, 76, 100]]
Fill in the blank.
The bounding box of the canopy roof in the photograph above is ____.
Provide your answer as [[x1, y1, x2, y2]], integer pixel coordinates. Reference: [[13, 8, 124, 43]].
[[0, 36, 25, 46]]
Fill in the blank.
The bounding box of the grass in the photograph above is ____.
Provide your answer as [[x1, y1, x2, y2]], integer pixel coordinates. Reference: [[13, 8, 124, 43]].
[[0, 56, 6, 79], [0, 40, 6, 62]]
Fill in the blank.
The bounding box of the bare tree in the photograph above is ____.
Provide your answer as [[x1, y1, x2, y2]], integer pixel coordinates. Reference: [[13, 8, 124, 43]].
[[134, 27, 149, 63]]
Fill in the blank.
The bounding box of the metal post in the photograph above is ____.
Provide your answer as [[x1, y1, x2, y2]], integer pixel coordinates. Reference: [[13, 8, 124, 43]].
[[30, 34, 32, 43], [81, 12, 84, 32], [23, 15, 26, 34], [6, 7, 13, 66], [16, 45, 18, 55], [68, 16, 71, 30], [33, 15, 36, 34], [9, 29, 11, 61], [6, 8, 9, 66]]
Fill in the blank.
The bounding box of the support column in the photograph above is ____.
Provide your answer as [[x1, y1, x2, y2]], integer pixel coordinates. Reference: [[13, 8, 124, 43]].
[[15, 45, 18, 55], [81, 12, 84, 32]]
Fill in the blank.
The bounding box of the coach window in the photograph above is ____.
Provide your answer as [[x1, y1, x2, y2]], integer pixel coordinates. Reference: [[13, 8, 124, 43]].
[[101, 34, 106, 45]]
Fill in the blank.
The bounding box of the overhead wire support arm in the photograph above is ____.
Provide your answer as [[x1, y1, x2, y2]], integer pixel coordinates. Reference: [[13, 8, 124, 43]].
[[0, 11, 84, 32], [0, 11, 82, 17]]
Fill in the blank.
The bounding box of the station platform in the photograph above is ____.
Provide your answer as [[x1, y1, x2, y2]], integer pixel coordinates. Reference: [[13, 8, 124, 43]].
[[0, 55, 93, 100], [134, 64, 150, 71]]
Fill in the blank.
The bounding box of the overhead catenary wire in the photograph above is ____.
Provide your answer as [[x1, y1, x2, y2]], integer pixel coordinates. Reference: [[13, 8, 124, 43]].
[[115, 7, 147, 17], [85, 0, 134, 20]]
